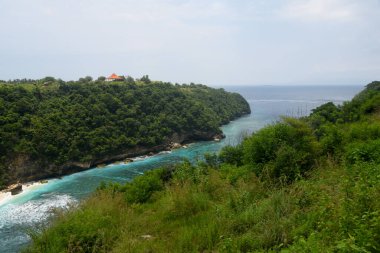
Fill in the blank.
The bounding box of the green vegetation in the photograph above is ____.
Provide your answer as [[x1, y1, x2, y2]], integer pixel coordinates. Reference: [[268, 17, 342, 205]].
[[25, 82, 380, 252], [0, 77, 250, 188]]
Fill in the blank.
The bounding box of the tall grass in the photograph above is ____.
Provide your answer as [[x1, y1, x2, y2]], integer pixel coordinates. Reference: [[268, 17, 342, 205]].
[[25, 152, 380, 252]]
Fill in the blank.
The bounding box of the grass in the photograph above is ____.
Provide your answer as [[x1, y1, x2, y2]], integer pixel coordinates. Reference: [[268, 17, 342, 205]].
[[25, 153, 380, 252]]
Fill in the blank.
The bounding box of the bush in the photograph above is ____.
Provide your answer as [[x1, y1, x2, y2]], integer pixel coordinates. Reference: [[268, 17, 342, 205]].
[[173, 160, 208, 185], [360, 93, 380, 114], [242, 118, 320, 182], [309, 102, 342, 126], [345, 139, 380, 164], [124, 169, 164, 204], [347, 121, 380, 142], [319, 124, 344, 155], [220, 163, 251, 185], [218, 145, 244, 166]]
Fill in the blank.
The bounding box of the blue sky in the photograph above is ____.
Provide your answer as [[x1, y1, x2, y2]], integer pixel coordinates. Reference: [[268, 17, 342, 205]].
[[0, 0, 379, 85]]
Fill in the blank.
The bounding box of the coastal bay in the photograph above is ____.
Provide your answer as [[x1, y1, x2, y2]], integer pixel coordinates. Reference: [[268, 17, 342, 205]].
[[0, 85, 361, 252]]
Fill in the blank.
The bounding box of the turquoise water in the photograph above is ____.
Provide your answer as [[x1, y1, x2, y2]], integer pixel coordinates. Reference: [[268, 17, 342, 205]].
[[0, 85, 362, 252]]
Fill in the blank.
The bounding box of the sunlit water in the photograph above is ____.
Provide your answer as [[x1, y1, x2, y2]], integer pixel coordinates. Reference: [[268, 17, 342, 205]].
[[0, 85, 362, 252]]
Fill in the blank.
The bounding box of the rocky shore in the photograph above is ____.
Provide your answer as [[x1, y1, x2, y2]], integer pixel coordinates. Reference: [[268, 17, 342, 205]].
[[3, 131, 226, 189]]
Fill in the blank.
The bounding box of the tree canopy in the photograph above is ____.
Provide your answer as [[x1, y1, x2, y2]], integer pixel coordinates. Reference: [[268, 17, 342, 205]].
[[0, 78, 250, 187]]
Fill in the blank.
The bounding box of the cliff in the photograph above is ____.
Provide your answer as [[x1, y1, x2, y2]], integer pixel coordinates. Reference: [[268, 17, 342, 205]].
[[4, 124, 229, 186]]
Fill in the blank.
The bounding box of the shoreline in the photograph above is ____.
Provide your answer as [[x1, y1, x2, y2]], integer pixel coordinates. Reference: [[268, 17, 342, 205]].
[[0, 140, 199, 208], [0, 116, 246, 207], [0, 181, 44, 207], [4, 130, 228, 189]]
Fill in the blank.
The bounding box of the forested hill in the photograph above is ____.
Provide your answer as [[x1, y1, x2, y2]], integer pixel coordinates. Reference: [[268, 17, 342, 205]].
[[0, 77, 250, 188]]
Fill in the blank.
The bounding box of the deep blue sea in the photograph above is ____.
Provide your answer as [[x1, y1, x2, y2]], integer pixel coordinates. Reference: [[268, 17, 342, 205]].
[[0, 85, 363, 252]]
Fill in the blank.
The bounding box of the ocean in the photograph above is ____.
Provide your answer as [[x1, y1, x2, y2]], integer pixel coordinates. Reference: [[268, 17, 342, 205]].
[[0, 85, 363, 252]]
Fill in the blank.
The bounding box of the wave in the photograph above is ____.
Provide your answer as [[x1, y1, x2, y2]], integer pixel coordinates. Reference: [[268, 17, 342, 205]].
[[0, 194, 77, 252], [0, 194, 77, 229]]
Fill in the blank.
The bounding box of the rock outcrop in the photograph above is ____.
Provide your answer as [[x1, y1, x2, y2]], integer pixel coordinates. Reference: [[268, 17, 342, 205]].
[[4, 130, 226, 185]]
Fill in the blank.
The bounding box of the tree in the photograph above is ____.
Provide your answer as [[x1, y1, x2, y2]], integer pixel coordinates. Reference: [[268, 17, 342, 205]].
[[97, 76, 106, 82], [125, 76, 135, 84], [42, 76, 56, 84], [84, 76, 93, 82], [140, 75, 151, 84]]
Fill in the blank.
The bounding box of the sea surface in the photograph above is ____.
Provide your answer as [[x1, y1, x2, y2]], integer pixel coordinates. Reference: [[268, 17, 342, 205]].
[[0, 85, 362, 252]]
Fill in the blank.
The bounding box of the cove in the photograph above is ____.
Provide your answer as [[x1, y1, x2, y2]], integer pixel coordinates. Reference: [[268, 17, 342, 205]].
[[0, 85, 362, 252]]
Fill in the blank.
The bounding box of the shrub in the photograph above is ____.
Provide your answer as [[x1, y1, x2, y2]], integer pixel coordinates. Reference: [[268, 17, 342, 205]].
[[124, 169, 164, 204], [347, 121, 380, 142], [345, 140, 380, 164], [360, 93, 380, 113], [204, 153, 219, 168], [220, 163, 251, 185], [173, 160, 208, 185], [219, 145, 244, 166], [242, 118, 320, 182], [309, 102, 342, 126], [319, 124, 344, 155]]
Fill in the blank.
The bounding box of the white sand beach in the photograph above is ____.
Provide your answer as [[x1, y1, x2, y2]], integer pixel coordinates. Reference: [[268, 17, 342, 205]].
[[0, 181, 45, 207]]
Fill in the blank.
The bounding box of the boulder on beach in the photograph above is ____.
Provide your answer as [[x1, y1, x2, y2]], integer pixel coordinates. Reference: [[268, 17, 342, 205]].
[[10, 184, 23, 195]]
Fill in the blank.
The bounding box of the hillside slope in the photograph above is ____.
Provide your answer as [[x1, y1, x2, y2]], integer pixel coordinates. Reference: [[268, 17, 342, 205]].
[[25, 81, 380, 253]]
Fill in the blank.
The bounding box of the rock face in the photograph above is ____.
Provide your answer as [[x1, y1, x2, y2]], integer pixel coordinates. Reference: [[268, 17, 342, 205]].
[[4, 130, 226, 186]]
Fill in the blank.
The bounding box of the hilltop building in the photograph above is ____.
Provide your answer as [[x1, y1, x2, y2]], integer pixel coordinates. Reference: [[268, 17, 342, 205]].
[[106, 73, 124, 82]]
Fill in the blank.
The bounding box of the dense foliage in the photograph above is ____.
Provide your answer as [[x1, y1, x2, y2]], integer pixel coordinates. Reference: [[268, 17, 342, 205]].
[[26, 81, 380, 252], [0, 77, 250, 188], [242, 117, 320, 183]]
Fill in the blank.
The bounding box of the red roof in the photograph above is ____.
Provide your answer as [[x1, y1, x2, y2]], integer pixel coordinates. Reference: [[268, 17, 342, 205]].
[[107, 73, 122, 79]]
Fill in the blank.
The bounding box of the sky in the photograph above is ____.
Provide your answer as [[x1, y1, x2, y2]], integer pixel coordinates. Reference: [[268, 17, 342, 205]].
[[0, 0, 379, 85]]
